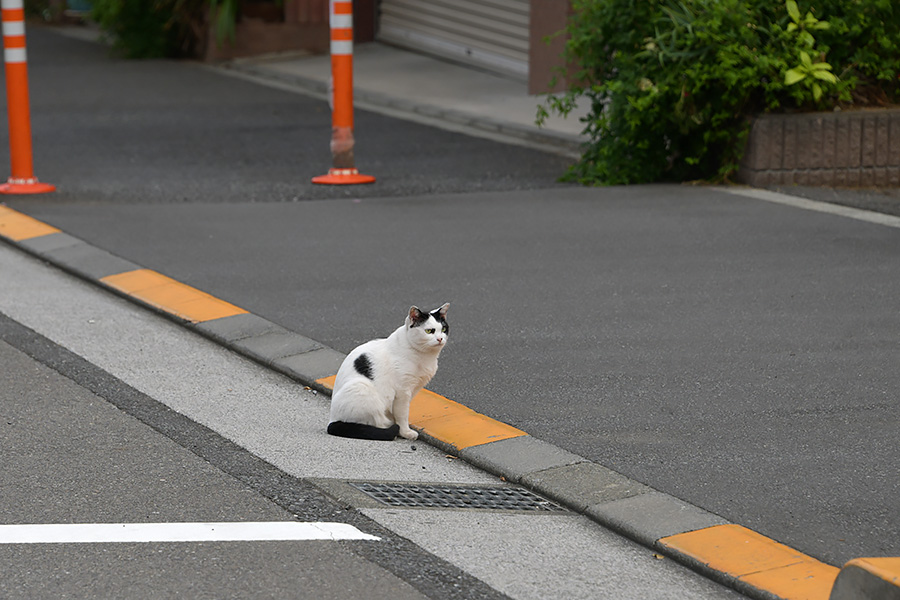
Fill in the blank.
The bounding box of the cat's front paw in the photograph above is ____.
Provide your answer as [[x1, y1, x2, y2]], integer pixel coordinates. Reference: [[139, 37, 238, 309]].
[[399, 428, 419, 441]]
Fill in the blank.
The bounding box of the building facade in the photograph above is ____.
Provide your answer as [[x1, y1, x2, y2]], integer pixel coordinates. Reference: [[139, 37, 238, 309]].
[[219, 0, 571, 94]]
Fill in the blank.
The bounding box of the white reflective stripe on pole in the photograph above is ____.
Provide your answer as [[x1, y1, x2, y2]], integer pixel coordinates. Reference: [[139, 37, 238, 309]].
[[1, 0, 26, 64], [2, 20, 24, 36], [330, 13, 352, 29], [330, 40, 353, 56], [4, 47, 24, 63]]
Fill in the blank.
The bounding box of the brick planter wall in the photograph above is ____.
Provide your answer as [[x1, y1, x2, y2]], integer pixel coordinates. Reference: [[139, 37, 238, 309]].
[[737, 109, 900, 188]]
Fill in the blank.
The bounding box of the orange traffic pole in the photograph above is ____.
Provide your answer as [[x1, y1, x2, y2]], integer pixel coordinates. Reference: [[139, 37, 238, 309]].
[[0, 0, 53, 195], [312, 0, 375, 185]]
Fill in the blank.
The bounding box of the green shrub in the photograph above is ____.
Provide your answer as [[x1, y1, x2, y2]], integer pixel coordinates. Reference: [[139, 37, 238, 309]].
[[540, 0, 900, 185], [92, 0, 206, 59], [815, 0, 900, 105], [25, 0, 54, 19]]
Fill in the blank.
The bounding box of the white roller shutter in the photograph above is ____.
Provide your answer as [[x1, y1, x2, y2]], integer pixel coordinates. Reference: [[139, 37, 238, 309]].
[[378, 0, 530, 80]]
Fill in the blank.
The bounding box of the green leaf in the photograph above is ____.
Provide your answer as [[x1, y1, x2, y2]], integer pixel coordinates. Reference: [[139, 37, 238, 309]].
[[810, 61, 833, 70], [812, 70, 838, 83], [785, 68, 806, 85], [812, 83, 822, 101], [786, 0, 800, 23], [799, 51, 812, 67]]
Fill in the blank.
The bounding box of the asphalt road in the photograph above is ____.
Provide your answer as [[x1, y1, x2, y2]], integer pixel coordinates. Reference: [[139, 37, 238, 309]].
[[4, 25, 899, 571], [20, 27, 573, 204]]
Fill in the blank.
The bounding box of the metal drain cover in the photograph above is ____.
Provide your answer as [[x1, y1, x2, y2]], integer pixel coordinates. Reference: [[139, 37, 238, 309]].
[[349, 482, 565, 512]]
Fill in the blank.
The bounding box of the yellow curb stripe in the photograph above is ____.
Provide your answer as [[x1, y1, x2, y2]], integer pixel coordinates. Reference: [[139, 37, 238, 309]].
[[0, 205, 60, 241], [315, 375, 527, 450], [316, 375, 337, 390], [741, 561, 838, 600], [845, 557, 900, 586], [409, 388, 526, 449], [101, 269, 248, 323], [659, 524, 839, 600]]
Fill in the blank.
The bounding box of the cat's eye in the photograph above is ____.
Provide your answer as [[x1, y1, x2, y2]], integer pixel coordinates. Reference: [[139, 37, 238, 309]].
[[442, 326, 448, 333], [425, 328, 435, 334]]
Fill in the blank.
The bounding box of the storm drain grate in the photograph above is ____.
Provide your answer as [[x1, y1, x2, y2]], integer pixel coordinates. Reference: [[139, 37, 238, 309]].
[[350, 482, 566, 511]]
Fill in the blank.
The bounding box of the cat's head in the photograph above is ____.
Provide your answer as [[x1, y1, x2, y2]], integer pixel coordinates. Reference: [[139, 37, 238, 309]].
[[405, 303, 450, 352]]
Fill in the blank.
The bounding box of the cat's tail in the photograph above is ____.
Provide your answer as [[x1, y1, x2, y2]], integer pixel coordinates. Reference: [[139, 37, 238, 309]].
[[327, 421, 400, 441]]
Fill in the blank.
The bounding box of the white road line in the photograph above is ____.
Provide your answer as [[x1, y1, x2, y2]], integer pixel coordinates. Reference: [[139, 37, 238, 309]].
[[0, 522, 380, 544], [716, 186, 900, 229]]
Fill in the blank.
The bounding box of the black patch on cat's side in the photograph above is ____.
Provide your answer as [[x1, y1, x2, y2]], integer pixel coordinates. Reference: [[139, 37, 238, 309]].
[[327, 421, 400, 441], [354, 353, 374, 380]]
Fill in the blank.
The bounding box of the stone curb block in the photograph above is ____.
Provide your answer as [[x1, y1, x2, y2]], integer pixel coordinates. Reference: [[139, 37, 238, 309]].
[[231, 330, 321, 362], [524, 462, 651, 514], [591, 492, 729, 550], [458, 435, 585, 482], [829, 558, 900, 600], [42, 240, 141, 281], [192, 312, 284, 342], [273, 347, 346, 386]]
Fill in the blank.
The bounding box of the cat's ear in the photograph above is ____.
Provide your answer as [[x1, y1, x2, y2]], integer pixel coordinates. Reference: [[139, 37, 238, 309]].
[[407, 306, 428, 327], [433, 303, 450, 320]]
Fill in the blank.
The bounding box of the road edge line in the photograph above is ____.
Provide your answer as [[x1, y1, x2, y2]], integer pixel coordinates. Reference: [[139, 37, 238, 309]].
[[715, 186, 900, 229]]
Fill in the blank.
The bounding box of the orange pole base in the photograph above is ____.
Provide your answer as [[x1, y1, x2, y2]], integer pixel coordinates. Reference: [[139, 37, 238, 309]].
[[312, 168, 376, 186], [0, 177, 55, 194]]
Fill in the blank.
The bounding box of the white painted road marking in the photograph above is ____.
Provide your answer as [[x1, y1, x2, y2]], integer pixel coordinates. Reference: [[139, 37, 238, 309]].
[[0, 522, 380, 544], [716, 186, 900, 229]]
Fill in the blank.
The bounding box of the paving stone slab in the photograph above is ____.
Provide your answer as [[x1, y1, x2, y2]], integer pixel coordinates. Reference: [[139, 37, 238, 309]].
[[45, 242, 140, 280], [587, 491, 730, 548], [274, 347, 346, 385], [232, 331, 322, 363], [18, 232, 83, 255], [193, 313, 285, 344], [522, 462, 651, 513], [458, 435, 585, 482]]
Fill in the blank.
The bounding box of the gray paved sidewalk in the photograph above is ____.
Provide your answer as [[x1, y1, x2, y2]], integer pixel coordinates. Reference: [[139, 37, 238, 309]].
[[221, 41, 587, 157]]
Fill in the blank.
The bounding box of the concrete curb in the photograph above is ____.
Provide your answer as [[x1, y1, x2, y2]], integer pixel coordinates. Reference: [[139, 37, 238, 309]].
[[828, 558, 900, 600], [5, 203, 896, 600]]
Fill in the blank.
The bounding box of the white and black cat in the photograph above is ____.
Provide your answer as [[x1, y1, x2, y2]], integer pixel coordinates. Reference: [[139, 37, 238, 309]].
[[327, 304, 450, 441]]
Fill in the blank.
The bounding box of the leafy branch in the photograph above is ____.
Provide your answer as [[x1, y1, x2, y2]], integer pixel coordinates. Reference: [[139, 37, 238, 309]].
[[784, 51, 837, 101], [782, 0, 838, 103]]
